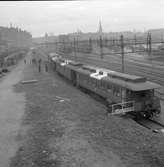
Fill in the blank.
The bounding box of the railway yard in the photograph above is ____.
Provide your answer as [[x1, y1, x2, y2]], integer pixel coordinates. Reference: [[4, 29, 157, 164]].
[[37, 46, 164, 130], [6, 49, 164, 167], [60, 50, 164, 117], [0, 47, 164, 167], [66, 51, 164, 123], [1, 1, 164, 167]]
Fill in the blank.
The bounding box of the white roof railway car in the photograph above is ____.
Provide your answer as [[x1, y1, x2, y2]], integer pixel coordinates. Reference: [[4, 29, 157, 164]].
[[51, 55, 161, 118]]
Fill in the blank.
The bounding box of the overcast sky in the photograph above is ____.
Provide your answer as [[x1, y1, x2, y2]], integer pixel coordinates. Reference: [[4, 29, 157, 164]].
[[0, 0, 164, 37]]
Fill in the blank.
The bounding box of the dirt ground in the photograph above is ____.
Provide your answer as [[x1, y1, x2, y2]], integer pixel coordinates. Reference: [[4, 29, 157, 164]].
[[9, 51, 164, 167], [0, 53, 29, 167]]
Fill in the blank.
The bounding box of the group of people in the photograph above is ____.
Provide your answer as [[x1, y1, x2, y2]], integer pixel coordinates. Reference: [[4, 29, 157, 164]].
[[24, 57, 49, 73]]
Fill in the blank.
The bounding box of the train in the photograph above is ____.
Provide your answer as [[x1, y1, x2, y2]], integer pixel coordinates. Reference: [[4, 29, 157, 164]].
[[49, 53, 161, 118]]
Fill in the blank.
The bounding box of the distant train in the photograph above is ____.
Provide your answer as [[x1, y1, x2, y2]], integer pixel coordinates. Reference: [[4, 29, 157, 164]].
[[49, 53, 161, 118]]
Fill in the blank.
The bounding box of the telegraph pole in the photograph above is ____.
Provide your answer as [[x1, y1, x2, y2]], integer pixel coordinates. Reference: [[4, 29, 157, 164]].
[[76, 38, 79, 52], [161, 33, 163, 43], [63, 39, 65, 53], [134, 34, 137, 46], [146, 33, 151, 55], [99, 35, 103, 59], [89, 38, 92, 51], [74, 38, 76, 60], [148, 33, 152, 58], [120, 35, 124, 73], [147, 33, 153, 75], [120, 35, 126, 103]]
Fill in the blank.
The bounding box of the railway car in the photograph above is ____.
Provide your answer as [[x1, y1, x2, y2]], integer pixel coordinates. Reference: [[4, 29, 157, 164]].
[[56, 59, 83, 84], [50, 55, 161, 118]]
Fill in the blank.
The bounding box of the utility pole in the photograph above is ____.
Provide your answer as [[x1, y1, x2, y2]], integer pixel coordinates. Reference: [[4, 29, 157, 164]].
[[63, 39, 65, 53], [120, 35, 124, 73], [89, 38, 92, 51], [76, 38, 79, 53], [146, 33, 152, 58], [161, 33, 163, 43], [149, 33, 152, 58], [45, 33, 48, 54], [74, 38, 76, 60], [148, 33, 153, 75], [120, 35, 126, 103], [147, 33, 150, 54], [55, 42, 58, 53], [113, 38, 115, 47], [99, 35, 103, 59], [134, 34, 137, 48]]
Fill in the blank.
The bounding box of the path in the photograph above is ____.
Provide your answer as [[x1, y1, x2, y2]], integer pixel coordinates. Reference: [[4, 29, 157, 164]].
[[0, 54, 28, 167]]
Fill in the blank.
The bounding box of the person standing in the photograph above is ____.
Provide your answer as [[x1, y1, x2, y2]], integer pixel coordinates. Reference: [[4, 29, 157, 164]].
[[38, 58, 42, 72], [45, 63, 48, 72]]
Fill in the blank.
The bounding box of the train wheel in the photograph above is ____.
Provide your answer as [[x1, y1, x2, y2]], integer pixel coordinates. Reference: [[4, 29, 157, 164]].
[[156, 109, 161, 115], [145, 111, 153, 119], [133, 114, 140, 121]]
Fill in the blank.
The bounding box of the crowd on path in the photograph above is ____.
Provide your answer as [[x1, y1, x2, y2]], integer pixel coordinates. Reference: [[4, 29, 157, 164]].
[[24, 57, 49, 73]]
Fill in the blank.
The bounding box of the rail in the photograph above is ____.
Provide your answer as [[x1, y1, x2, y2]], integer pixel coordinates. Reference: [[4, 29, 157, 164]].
[[136, 118, 164, 133]]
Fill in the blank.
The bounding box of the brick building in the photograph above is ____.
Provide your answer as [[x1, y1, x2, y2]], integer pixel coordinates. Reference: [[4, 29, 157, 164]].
[[0, 26, 32, 50]]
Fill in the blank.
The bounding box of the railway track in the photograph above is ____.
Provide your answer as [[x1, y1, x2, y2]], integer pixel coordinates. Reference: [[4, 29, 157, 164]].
[[67, 52, 164, 80], [136, 118, 164, 133], [70, 55, 164, 83]]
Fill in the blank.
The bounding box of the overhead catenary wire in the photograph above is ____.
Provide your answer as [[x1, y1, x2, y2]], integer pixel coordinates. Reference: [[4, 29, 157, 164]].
[[36, 33, 164, 58]]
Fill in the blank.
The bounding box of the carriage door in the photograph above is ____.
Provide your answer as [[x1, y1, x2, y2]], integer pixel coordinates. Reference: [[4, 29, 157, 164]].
[[121, 88, 126, 102], [71, 70, 77, 85]]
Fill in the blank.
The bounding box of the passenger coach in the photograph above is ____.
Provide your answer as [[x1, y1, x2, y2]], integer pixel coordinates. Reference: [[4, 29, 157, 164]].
[[49, 53, 161, 118]]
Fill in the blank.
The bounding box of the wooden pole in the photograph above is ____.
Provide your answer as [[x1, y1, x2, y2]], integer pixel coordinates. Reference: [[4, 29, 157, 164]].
[[120, 35, 125, 103], [74, 38, 76, 60], [100, 35, 103, 59], [120, 35, 124, 73]]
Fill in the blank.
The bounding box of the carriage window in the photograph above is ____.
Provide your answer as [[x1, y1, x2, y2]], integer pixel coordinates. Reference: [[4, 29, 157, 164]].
[[84, 75, 88, 83], [97, 80, 101, 88], [88, 77, 91, 84], [150, 89, 154, 96], [80, 74, 82, 80], [139, 91, 146, 97], [83, 75, 86, 83], [81, 74, 86, 82], [87, 76, 90, 84], [113, 86, 120, 97], [102, 81, 107, 89], [91, 78, 96, 86], [135, 91, 147, 98], [107, 84, 112, 90], [100, 80, 103, 88], [96, 79, 101, 87], [89, 77, 93, 85], [80, 74, 83, 80], [107, 84, 112, 93], [116, 89, 120, 97], [127, 90, 132, 95], [80, 74, 82, 81], [144, 90, 154, 97], [92, 78, 95, 86], [95, 79, 98, 87]]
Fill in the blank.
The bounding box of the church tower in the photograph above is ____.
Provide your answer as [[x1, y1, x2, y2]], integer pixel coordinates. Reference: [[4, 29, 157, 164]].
[[98, 20, 103, 35]]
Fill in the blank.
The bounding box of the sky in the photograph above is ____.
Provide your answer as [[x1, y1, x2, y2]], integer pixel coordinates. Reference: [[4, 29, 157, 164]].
[[0, 0, 164, 37]]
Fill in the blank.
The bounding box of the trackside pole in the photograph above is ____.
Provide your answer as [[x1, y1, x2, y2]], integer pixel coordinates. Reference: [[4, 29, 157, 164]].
[[120, 35, 125, 102]]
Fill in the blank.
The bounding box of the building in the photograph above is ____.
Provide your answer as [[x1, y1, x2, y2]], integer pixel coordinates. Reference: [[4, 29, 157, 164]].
[[0, 26, 32, 50]]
